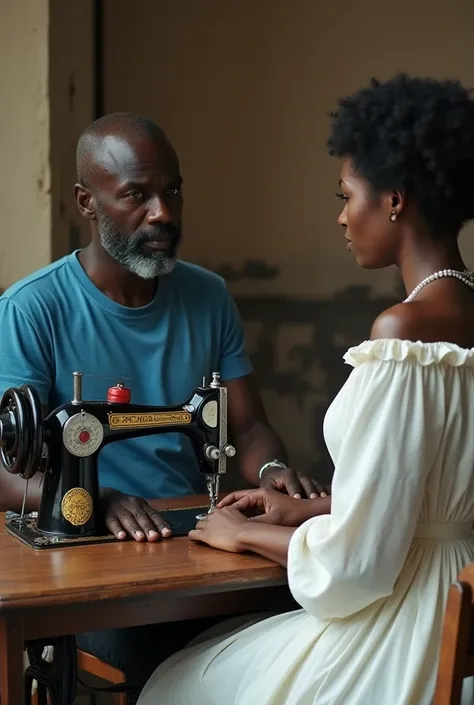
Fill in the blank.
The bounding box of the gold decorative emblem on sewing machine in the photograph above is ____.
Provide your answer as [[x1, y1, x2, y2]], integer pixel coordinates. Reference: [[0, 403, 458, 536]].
[[108, 410, 192, 430], [61, 487, 93, 526]]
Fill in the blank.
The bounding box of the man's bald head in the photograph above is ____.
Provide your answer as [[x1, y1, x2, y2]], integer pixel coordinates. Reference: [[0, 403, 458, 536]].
[[74, 112, 183, 279], [76, 112, 172, 187]]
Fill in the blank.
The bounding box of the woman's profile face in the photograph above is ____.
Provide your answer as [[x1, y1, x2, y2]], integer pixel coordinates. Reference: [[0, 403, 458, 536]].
[[337, 160, 399, 270]]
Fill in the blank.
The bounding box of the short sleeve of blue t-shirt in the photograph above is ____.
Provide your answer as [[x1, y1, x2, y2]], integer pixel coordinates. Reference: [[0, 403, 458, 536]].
[[0, 254, 253, 499]]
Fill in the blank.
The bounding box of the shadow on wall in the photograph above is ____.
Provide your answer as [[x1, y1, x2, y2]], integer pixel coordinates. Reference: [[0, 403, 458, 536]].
[[212, 260, 402, 485]]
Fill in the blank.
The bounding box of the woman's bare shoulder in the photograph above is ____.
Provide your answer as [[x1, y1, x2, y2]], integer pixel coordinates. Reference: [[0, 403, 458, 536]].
[[370, 302, 474, 347]]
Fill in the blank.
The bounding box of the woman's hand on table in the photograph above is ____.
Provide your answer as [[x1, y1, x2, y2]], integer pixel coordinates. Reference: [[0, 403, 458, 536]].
[[189, 506, 248, 553], [100, 488, 172, 542], [218, 487, 331, 527], [189, 505, 296, 567]]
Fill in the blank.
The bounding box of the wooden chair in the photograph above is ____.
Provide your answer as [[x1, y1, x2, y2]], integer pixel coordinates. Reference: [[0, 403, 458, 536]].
[[77, 649, 127, 705], [434, 562, 474, 705], [30, 649, 126, 704], [76, 649, 127, 705]]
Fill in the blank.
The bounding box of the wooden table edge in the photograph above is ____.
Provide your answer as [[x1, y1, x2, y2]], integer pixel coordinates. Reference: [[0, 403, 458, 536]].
[[0, 567, 287, 611]]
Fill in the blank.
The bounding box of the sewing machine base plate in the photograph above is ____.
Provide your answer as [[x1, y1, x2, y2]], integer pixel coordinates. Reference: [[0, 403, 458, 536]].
[[5, 513, 117, 550], [160, 505, 210, 533], [5, 506, 209, 549]]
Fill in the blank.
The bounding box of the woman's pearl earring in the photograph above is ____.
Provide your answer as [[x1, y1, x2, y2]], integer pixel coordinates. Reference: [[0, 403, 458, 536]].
[[389, 211, 398, 222]]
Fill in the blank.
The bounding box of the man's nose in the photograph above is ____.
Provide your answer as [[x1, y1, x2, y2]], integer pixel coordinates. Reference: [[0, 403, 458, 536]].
[[147, 196, 172, 224]]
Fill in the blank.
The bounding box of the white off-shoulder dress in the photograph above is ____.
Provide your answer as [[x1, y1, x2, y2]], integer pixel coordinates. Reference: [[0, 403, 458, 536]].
[[138, 340, 474, 705]]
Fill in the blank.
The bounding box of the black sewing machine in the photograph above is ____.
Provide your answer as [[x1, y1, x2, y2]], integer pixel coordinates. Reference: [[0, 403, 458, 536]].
[[0, 371, 235, 549]]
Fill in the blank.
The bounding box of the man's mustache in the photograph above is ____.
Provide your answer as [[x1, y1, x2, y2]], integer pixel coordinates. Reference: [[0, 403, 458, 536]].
[[135, 224, 181, 245]]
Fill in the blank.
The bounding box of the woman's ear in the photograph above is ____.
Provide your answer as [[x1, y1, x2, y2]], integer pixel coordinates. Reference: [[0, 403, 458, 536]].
[[387, 191, 404, 222]]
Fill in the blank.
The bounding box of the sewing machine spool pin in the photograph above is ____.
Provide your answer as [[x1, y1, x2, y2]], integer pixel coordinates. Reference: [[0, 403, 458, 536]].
[[0, 369, 236, 548], [72, 371, 83, 404]]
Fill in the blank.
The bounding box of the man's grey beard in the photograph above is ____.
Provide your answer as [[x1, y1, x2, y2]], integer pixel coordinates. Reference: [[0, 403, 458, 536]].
[[96, 206, 180, 279]]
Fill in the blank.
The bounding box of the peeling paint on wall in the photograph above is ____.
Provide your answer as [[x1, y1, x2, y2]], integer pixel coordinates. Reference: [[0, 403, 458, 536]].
[[212, 260, 280, 282], [234, 286, 399, 481]]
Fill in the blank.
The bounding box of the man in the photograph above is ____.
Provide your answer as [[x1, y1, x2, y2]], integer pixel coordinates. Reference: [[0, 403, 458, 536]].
[[0, 113, 322, 701]]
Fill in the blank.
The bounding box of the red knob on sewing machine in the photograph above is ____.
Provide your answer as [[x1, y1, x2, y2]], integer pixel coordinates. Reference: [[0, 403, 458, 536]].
[[107, 382, 131, 404]]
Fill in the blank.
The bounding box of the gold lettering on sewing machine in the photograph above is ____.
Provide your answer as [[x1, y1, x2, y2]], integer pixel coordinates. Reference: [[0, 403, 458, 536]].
[[108, 411, 192, 430]]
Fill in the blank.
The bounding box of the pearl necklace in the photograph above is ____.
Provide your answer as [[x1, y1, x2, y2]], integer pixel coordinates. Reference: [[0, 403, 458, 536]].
[[404, 268, 474, 303]]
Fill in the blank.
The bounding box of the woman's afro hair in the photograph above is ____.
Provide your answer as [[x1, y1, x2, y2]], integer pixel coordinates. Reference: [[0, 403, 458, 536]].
[[327, 73, 474, 233]]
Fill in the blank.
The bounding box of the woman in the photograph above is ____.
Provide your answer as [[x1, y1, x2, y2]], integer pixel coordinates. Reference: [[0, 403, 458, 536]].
[[138, 74, 474, 705]]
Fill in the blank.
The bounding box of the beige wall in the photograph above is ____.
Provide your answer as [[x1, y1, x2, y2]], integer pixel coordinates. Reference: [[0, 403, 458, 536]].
[[104, 0, 474, 300], [49, 0, 95, 260], [103, 0, 474, 476], [1, 1, 473, 475], [0, 0, 94, 291], [0, 0, 51, 289]]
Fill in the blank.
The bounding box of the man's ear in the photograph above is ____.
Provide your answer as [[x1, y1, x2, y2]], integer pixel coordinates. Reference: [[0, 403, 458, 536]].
[[74, 183, 97, 221]]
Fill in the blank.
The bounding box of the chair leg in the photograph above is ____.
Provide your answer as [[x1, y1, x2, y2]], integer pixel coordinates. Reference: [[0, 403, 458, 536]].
[[30, 684, 50, 705], [25, 675, 35, 705], [36, 684, 49, 705]]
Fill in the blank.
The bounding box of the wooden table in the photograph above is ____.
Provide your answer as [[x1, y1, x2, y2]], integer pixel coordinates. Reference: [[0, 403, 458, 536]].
[[0, 495, 292, 704]]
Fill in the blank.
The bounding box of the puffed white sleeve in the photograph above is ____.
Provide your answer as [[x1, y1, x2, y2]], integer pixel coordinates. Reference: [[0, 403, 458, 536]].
[[288, 343, 447, 620]]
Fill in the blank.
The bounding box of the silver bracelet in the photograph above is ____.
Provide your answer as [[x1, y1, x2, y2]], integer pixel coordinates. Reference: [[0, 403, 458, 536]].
[[258, 459, 288, 480]]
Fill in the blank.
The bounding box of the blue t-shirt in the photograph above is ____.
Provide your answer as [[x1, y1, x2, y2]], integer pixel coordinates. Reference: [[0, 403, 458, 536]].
[[0, 252, 253, 498]]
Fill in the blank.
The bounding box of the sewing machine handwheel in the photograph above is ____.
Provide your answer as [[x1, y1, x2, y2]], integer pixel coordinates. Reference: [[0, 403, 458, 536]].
[[20, 384, 44, 479], [0, 387, 31, 476]]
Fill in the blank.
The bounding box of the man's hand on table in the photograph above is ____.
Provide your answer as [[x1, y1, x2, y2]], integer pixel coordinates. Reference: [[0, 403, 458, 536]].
[[259, 465, 331, 499], [100, 488, 171, 541]]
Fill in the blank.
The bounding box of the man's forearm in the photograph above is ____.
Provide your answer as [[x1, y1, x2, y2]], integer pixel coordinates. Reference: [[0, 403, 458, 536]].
[[236, 421, 288, 486]]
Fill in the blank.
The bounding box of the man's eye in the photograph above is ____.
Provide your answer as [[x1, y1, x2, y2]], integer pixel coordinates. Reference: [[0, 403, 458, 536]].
[[128, 191, 144, 200], [167, 187, 181, 196]]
